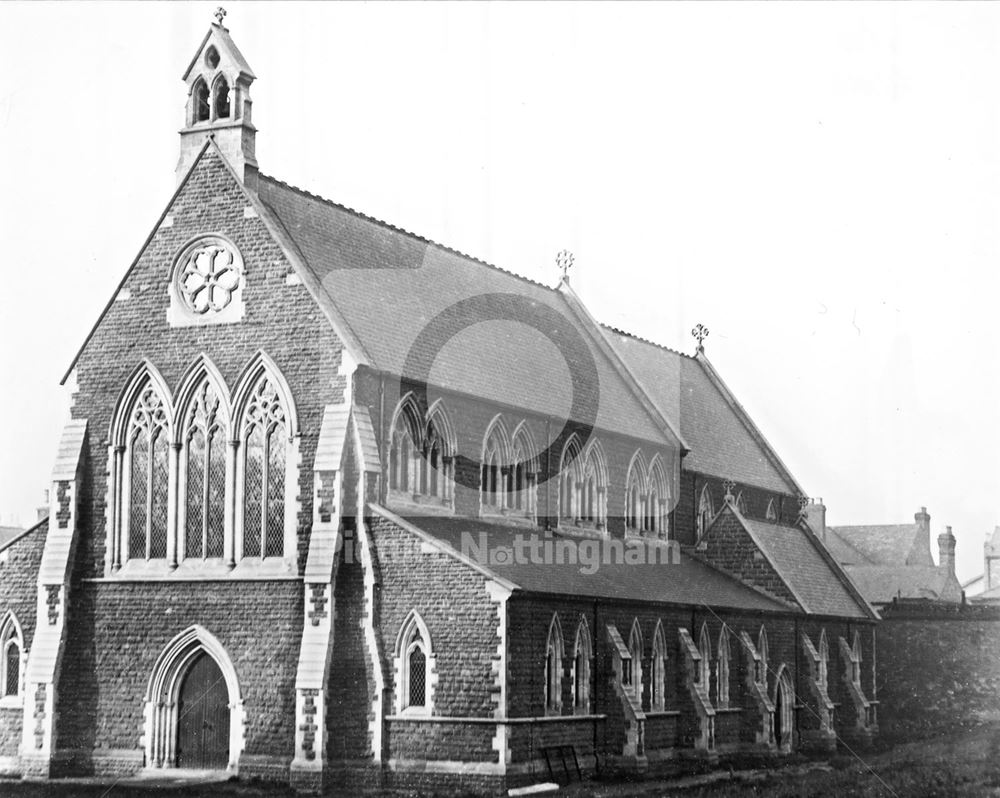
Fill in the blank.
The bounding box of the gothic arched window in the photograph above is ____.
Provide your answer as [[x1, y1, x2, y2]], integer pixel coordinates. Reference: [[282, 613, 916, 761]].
[[545, 615, 564, 714], [717, 626, 731, 709], [181, 380, 227, 560], [0, 614, 22, 700], [580, 440, 608, 530], [193, 78, 210, 122], [571, 617, 592, 714], [698, 623, 712, 693], [648, 456, 670, 538], [424, 402, 455, 502], [396, 612, 435, 715], [628, 620, 644, 704], [126, 381, 170, 561], [213, 75, 231, 119], [697, 484, 715, 540], [481, 417, 510, 511], [510, 423, 539, 517], [559, 436, 583, 525], [625, 452, 647, 532], [388, 398, 421, 495], [651, 621, 667, 711], [239, 374, 288, 559]]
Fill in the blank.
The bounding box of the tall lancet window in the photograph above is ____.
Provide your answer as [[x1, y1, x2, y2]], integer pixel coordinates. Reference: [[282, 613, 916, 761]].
[[127, 385, 170, 560], [241, 376, 287, 559], [183, 381, 226, 560]]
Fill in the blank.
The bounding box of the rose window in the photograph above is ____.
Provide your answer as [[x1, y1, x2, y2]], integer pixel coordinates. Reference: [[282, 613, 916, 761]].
[[178, 243, 242, 314]]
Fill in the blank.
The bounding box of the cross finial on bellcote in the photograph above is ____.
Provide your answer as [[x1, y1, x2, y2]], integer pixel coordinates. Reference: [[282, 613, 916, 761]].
[[556, 249, 575, 283], [215, 6, 227, 26], [691, 323, 709, 353]]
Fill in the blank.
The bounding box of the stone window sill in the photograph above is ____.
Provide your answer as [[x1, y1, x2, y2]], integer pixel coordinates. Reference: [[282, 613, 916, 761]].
[[0, 696, 21, 710]]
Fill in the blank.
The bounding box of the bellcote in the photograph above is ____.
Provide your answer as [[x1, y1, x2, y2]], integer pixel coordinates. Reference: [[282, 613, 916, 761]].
[[177, 12, 258, 190]]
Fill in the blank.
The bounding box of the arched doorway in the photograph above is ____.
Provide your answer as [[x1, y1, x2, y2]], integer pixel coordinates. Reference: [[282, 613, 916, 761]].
[[176, 652, 230, 769], [773, 666, 794, 752], [144, 626, 244, 771]]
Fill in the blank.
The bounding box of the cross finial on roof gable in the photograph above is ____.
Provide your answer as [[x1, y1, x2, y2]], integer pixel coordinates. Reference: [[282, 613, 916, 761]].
[[691, 323, 709, 353], [215, 6, 227, 26], [556, 249, 574, 283]]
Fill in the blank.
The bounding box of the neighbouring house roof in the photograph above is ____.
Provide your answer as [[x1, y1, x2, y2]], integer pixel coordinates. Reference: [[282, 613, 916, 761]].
[[605, 329, 800, 494], [384, 510, 792, 614], [825, 523, 934, 567], [739, 517, 871, 619], [0, 526, 24, 549], [843, 565, 962, 605], [0, 517, 46, 554]]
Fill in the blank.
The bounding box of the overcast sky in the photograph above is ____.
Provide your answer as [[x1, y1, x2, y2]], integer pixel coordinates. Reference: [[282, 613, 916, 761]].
[[1, 2, 997, 582]]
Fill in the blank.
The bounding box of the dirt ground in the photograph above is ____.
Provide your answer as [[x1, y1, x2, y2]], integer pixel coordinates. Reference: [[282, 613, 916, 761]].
[[2, 724, 998, 797]]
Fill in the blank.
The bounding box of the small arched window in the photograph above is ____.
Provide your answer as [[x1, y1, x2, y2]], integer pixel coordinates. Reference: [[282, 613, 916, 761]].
[[194, 78, 210, 122], [697, 485, 714, 540], [648, 455, 670, 538], [424, 402, 455, 502], [625, 452, 647, 533], [571, 617, 592, 714], [628, 620, 644, 704], [481, 417, 510, 511], [240, 374, 288, 559], [717, 627, 731, 709], [851, 631, 862, 687], [651, 622, 667, 711], [510, 423, 539, 517], [559, 435, 583, 524], [765, 498, 778, 523], [545, 615, 564, 714], [214, 76, 231, 119], [0, 614, 23, 700], [579, 440, 608, 530], [388, 398, 421, 495], [396, 612, 434, 715]]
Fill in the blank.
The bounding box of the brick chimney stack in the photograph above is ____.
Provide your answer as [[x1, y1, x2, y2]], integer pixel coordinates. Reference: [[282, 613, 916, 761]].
[[938, 525, 957, 576]]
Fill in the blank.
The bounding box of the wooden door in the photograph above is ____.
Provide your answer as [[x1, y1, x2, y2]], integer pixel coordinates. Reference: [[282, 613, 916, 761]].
[[176, 652, 230, 769]]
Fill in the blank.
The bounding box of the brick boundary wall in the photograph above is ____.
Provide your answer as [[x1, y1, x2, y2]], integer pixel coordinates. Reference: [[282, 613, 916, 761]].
[[876, 599, 1000, 740]]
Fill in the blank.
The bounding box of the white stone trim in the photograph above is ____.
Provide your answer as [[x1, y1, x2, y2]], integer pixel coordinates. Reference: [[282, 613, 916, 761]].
[[355, 501, 386, 762], [485, 579, 511, 770]]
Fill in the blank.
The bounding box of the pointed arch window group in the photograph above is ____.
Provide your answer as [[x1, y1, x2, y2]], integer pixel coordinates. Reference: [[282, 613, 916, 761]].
[[388, 396, 456, 507], [190, 72, 233, 125], [625, 451, 670, 537], [481, 417, 539, 518], [559, 435, 608, 530], [110, 356, 296, 573]]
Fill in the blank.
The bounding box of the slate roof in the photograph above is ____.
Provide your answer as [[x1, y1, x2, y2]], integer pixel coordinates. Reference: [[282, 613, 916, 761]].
[[605, 330, 799, 494], [742, 518, 869, 618], [826, 524, 934, 567], [257, 175, 671, 446], [843, 565, 960, 604], [391, 512, 790, 614]]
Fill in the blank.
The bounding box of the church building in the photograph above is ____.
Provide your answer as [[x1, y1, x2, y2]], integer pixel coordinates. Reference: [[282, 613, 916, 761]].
[[0, 14, 878, 795]]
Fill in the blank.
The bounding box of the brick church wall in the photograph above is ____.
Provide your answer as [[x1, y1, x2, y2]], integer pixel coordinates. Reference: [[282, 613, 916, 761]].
[[56, 150, 346, 768], [0, 524, 46, 758], [55, 581, 301, 765], [363, 514, 503, 764], [876, 601, 1000, 740]]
